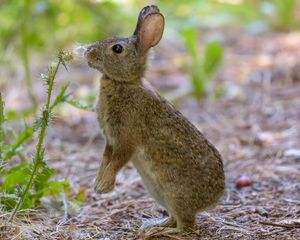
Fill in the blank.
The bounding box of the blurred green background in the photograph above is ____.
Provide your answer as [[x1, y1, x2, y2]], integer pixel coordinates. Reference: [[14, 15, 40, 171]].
[[1, 0, 299, 64], [0, 0, 299, 101]]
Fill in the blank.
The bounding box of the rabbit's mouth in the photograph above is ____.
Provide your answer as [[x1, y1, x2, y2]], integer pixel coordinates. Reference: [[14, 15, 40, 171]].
[[87, 61, 104, 73], [87, 61, 98, 69]]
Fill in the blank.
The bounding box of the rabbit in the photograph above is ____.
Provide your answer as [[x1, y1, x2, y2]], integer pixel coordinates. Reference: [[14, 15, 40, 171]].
[[84, 5, 225, 232]]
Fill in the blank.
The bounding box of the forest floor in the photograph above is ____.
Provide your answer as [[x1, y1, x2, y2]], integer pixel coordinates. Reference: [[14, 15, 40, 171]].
[[1, 31, 300, 239]]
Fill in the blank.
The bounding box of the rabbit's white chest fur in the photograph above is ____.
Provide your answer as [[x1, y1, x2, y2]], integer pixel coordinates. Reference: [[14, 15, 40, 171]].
[[132, 148, 153, 179], [132, 148, 165, 207], [102, 121, 117, 146], [96, 93, 117, 146]]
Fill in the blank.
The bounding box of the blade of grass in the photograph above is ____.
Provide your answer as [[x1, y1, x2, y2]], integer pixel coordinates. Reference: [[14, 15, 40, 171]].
[[203, 41, 223, 78]]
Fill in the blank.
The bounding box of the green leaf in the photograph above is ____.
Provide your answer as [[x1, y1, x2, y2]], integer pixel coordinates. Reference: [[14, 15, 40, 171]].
[[274, 0, 296, 29], [76, 186, 87, 204], [64, 99, 95, 112], [192, 68, 206, 98], [4, 126, 34, 160], [42, 179, 70, 198], [50, 83, 70, 111], [1, 163, 31, 193], [5, 109, 35, 121], [33, 166, 56, 198], [0, 192, 19, 211], [34, 166, 56, 191], [203, 41, 223, 78], [182, 28, 199, 64]]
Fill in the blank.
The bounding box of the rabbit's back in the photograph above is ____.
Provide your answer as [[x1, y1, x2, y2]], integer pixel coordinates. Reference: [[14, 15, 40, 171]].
[[138, 88, 224, 210]]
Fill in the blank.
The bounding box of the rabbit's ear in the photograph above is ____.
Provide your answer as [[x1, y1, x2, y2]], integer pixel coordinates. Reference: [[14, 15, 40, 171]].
[[134, 5, 164, 53]]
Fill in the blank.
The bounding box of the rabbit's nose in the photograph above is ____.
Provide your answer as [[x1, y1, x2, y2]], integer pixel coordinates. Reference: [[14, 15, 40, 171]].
[[85, 47, 98, 61]]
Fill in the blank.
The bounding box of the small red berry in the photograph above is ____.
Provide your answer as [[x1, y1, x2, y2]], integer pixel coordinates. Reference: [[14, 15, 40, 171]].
[[235, 175, 253, 189]]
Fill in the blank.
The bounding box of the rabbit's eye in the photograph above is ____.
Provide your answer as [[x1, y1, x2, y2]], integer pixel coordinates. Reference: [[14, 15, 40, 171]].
[[112, 44, 123, 54]]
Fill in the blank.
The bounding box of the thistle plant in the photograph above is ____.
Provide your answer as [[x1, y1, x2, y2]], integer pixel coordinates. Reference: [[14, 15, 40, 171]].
[[0, 51, 73, 222]]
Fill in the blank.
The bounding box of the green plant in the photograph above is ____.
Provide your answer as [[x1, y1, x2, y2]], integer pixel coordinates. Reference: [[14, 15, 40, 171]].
[[273, 0, 297, 30], [182, 28, 223, 98], [0, 93, 5, 166], [21, 0, 37, 108], [64, 98, 95, 112], [0, 51, 72, 222], [0, 0, 138, 110]]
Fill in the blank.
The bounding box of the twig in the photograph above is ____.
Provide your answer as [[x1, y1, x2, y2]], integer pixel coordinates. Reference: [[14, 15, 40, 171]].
[[259, 221, 300, 229], [260, 229, 288, 237], [62, 192, 69, 221]]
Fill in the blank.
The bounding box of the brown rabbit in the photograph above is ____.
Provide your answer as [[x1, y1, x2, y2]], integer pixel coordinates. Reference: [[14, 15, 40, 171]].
[[84, 5, 225, 232]]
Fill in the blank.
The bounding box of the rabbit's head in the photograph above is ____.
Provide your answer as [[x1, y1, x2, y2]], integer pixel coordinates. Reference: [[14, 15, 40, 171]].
[[84, 5, 164, 82]]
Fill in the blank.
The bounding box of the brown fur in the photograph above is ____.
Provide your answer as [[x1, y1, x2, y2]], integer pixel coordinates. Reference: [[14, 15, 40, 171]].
[[84, 5, 225, 232]]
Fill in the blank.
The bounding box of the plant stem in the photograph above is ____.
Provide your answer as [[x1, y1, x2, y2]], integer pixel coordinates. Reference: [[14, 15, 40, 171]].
[[0, 93, 4, 166], [21, 0, 37, 108], [46, 62, 61, 110]]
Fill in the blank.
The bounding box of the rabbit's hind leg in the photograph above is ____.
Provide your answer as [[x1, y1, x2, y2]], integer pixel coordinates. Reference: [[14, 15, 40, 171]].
[[175, 214, 195, 232], [167, 204, 196, 232]]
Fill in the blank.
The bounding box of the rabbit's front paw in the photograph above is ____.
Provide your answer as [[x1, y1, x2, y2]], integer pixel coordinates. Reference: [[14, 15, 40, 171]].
[[94, 176, 115, 194]]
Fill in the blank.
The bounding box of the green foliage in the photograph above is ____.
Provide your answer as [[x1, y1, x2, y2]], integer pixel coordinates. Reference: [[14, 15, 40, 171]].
[[182, 28, 223, 98], [21, 0, 37, 108], [0, 93, 5, 163], [213, 0, 300, 31], [64, 98, 95, 112], [0, 0, 136, 63], [157, 0, 299, 33], [203, 41, 223, 78], [0, 0, 299, 66], [0, 52, 72, 221], [272, 0, 298, 30], [3, 127, 34, 161]]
